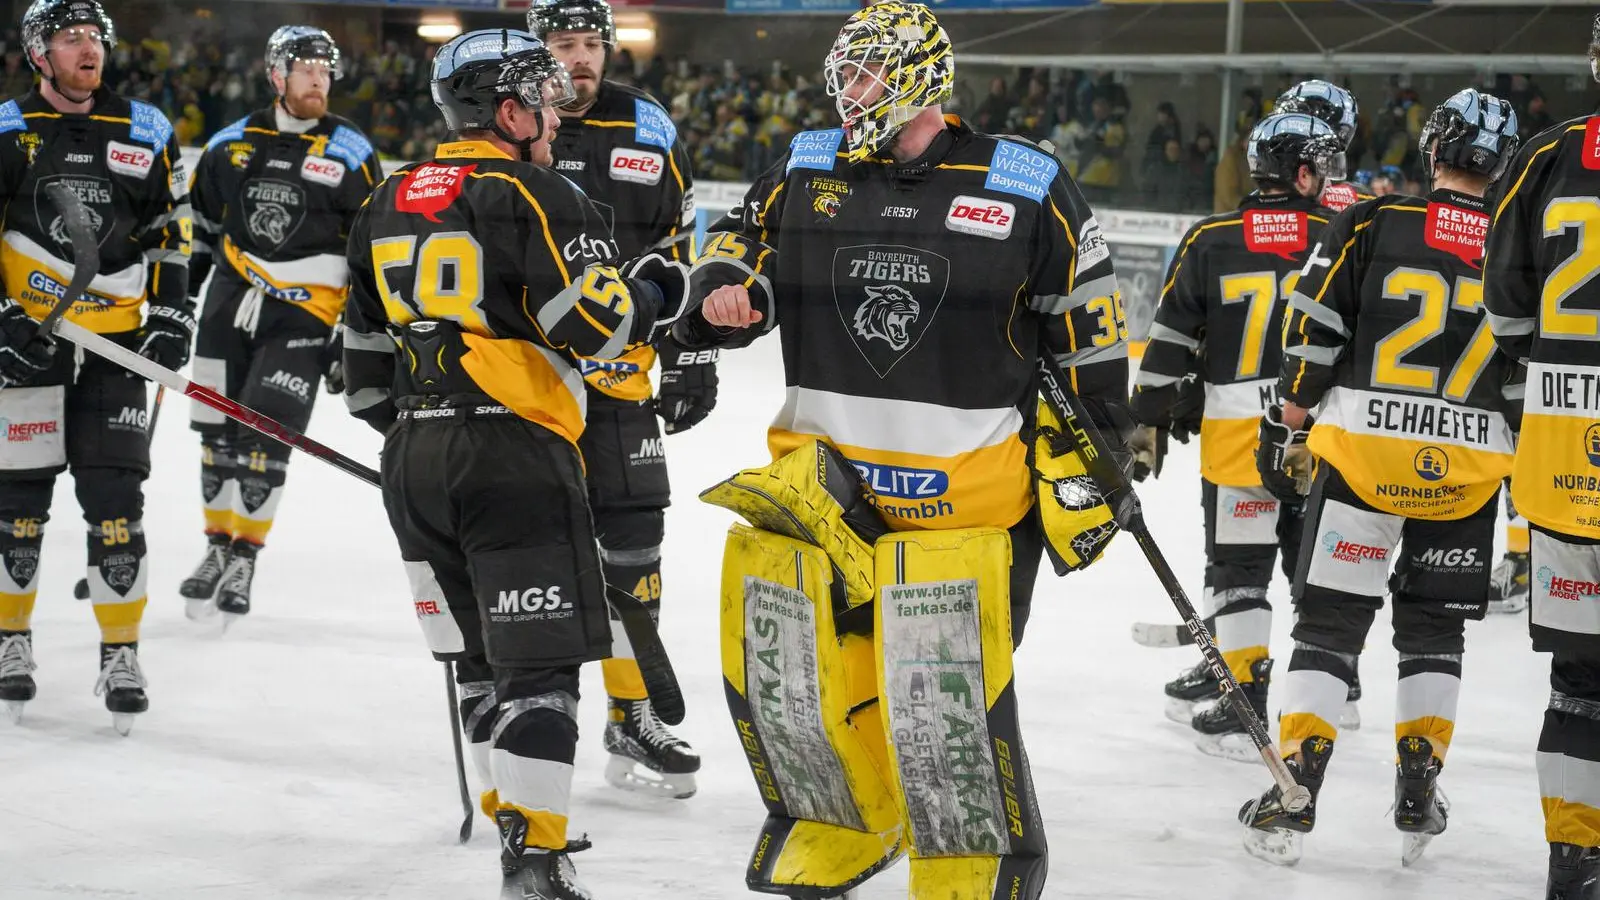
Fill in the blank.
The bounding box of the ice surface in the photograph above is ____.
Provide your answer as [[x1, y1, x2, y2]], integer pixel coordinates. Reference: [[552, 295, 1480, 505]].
[[1, 346, 1550, 898]]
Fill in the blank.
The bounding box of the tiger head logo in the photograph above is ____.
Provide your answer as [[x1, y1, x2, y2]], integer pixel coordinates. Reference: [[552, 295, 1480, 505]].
[[812, 191, 841, 219], [852, 284, 920, 352], [248, 202, 294, 247], [48, 205, 104, 247]]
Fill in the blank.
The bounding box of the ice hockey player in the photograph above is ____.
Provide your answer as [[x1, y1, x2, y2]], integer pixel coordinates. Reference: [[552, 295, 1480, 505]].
[[1241, 88, 1522, 867], [180, 26, 378, 625], [1129, 111, 1337, 758], [1273, 80, 1376, 213], [0, 0, 190, 735], [342, 29, 689, 899], [528, 0, 703, 799], [669, 4, 1128, 897], [1483, 16, 1600, 895]]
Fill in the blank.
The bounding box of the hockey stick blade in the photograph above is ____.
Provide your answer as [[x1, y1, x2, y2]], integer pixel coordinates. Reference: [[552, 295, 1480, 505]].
[[608, 586, 685, 726], [1035, 345, 1308, 812], [443, 661, 474, 843], [36, 183, 101, 339]]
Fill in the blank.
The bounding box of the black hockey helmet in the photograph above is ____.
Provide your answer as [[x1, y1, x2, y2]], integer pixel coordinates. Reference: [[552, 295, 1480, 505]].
[[1274, 80, 1357, 149], [265, 25, 343, 84], [1418, 88, 1520, 182], [528, 0, 616, 46], [20, 0, 115, 74], [1589, 12, 1600, 83], [1247, 112, 1346, 187], [430, 29, 574, 155]]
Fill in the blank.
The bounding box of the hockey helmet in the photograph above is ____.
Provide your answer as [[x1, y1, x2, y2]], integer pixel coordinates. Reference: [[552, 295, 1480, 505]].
[[1589, 12, 1600, 83], [1273, 80, 1358, 149], [528, 0, 616, 47], [266, 26, 344, 84], [1247, 112, 1347, 187], [431, 29, 574, 146], [1418, 88, 1520, 183], [20, 0, 115, 74], [823, 1, 954, 163]]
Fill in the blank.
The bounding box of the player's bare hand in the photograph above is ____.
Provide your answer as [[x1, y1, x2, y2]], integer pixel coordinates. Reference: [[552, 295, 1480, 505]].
[[702, 284, 762, 329]]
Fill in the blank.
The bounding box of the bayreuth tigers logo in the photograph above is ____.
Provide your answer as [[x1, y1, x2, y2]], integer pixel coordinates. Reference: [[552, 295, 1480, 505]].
[[812, 191, 842, 219], [248, 203, 294, 246], [852, 284, 920, 351]]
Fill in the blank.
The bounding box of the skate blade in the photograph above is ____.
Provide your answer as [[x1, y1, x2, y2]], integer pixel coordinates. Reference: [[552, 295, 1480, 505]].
[[1242, 826, 1302, 867], [185, 596, 219, 621], [1340, 700, 1361, 731], [604, 754, 697, 800], [111, 712, 137, 736], [218, 611, 246, 634], [1195, 731, 1260, 763], [1165, 696, 1203, 724], [1400, 832, 1435, 867], [1131, 621, 1184, 648], [5, 700, 24, 724]]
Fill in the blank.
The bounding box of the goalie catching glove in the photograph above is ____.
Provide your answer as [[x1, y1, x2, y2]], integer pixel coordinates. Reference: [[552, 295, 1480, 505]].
[[1029, 396, 1119, 574], [1256, 405, 1314, 503]]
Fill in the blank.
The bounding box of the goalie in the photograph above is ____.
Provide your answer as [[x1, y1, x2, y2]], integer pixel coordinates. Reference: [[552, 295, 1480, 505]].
[[668, 4, 1131, 897]]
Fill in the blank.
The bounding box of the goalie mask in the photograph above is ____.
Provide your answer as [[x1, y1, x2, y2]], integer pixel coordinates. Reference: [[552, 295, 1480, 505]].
[[823, 1, 954, 164], [1273, 80, 1357, 149], [1418, 89, 1520, 183]]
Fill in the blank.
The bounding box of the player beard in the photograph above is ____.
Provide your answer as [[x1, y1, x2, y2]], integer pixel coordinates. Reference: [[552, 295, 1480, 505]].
[[568, 69, 599, 110], [55, 61, 101, 97], [285, 89, 327, 120]]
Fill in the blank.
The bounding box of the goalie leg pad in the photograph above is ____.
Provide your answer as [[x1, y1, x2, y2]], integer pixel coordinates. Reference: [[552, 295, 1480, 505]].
[[720, 523, 903, 895], [875, 528, 1048, 898], [702, 439, 889, 610]]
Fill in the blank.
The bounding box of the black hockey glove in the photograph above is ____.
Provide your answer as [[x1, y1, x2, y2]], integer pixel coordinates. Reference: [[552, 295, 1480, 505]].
[[622, 253, 691, 344], [1256, 405, 1314, 504], [137, 305, 196, 372], [1169, 372, 1205, 444], [0, 297, 55, 386], [655, 334, 717, 434], [322, 324, 345, 395], [1128, 425, 1167, 482]]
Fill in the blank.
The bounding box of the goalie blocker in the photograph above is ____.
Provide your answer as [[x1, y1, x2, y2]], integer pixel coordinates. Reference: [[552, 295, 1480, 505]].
[[703, 439, 1110, 899]]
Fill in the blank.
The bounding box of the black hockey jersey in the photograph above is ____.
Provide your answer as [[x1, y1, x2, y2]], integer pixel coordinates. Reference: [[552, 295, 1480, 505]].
[[1282, 189, 1517, 520], [551, 82, 694, 402], [684, 119, 1127, 532], [343, 140, 662, 444], [1135, 191, 1332, 486], [190, 108, 379, 326], [0, 86, 188, 334], [1484, 116, 1600, 538]]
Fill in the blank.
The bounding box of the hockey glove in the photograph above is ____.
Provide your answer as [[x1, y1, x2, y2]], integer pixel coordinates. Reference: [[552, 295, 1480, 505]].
[[1256, 405, 1315, 504], [322, 324, 345, 395], [1128, 425, 1167, 482], [622, 253, 691, 344], [0, 297, 55, 386], [1169, 371, 1206, 444], [137, 305, 196, 372], [1030, 397, 1119, 575], [655, 333, 717, 434]]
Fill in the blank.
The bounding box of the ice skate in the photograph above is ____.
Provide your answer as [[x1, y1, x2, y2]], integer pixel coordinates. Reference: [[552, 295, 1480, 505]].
[[180, 534, 230, 620], [1164, 659, 1219, 723], [602, 697, 699, 799], [0, 630, 37, 724], [1394, 736, 1448, 866], [1240, 736, 1332, 867], [1193, 658, 1270, 762], [497, 809, 595, 900], [94, 642, 147, 736], [1549, 842, 1600, 900], [216, 542, 258, 631], [1487, 550, 1530, 615]]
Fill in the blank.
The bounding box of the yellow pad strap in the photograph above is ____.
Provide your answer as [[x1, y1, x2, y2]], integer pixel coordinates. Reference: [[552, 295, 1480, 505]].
[[876, 527, 1019, 857], [702, 439, 884, 609], [720, 524, 901, 835]]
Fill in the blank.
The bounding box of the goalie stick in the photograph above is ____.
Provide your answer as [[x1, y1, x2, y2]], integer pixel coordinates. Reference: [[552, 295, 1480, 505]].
[[1034, 342, 1310, 813]]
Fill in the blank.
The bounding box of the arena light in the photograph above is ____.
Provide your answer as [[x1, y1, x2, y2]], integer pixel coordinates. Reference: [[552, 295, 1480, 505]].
[[417, 21, 462, 43], [615, 27, 654, 43]]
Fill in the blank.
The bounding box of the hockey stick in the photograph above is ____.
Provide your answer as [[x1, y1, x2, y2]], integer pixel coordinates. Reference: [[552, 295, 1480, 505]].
[[1034, 345, 1310, 813], [444, 660, 474, 843]]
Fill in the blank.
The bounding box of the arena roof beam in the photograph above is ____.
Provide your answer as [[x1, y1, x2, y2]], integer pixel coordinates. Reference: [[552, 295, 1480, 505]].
[[960, 53, 1587, 75]]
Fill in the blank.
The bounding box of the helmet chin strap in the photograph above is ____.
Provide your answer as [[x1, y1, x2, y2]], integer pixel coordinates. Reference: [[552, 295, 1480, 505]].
[[491, 104, 545, 164], [43, 54, 93, 105]]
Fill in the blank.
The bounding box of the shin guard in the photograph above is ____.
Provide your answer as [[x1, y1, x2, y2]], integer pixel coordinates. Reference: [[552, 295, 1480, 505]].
[[875, 528, 1047, 900], [720, 523, 902, 897]]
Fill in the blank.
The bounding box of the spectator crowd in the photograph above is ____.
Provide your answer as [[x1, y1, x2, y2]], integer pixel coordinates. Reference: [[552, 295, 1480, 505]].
[[0, 24, 1573, 215]]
